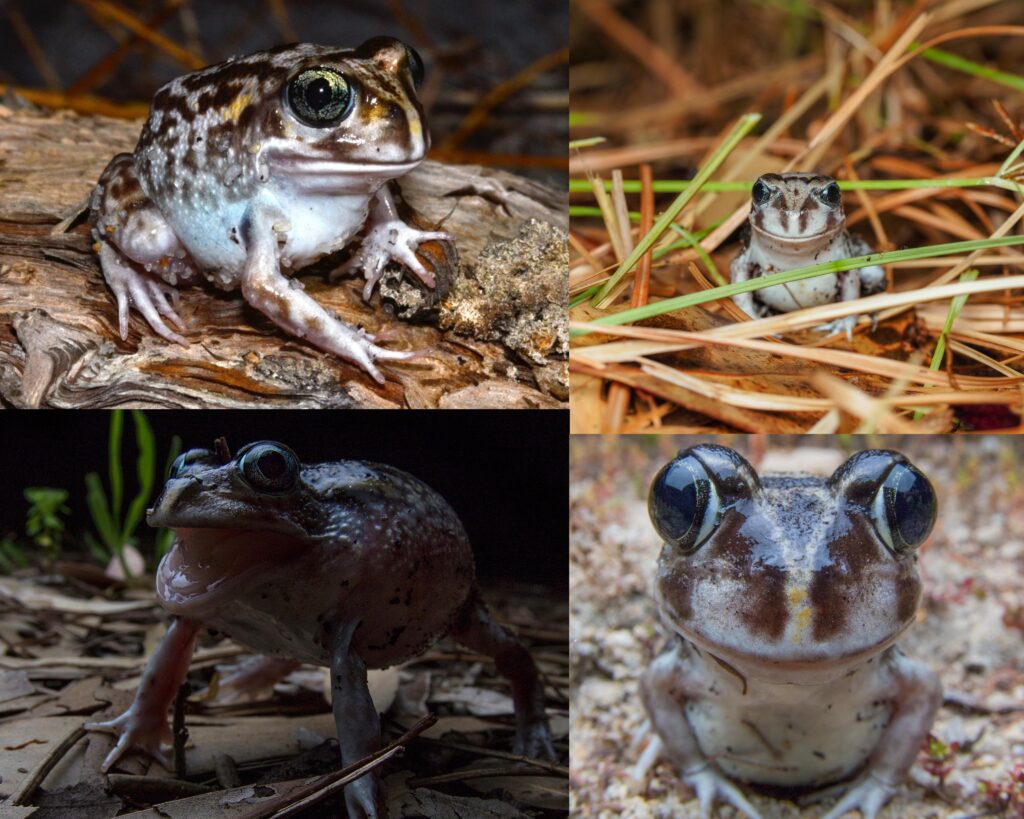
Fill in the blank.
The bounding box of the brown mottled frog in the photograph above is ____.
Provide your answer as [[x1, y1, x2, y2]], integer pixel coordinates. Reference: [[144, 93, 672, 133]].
[[90, 39, 449, 383]]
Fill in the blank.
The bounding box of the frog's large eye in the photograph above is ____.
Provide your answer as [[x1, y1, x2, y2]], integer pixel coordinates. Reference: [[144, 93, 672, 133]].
[[818, 182, 842, 207], [648, 455, 721, 553], [238, 443, 299, 494], [287, 67, 355, 127], [405, 43, 424, 88], [871, 463, 936, 552], [168, 453, 189, 480], [752, 180, 772, 205]]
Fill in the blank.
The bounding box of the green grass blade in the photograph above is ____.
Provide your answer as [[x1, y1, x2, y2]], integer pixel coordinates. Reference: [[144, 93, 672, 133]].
[[914, 269, 980, 421], [163, 435, 182, 481], [593, 113, 761, 307], [569, 137, 607, 149], [929, 270, 980, 372], [919, 46, 1024, 93], [108, 410, 123, 525], [120, 411, 156, 546], [84, 472, 118, 550], [571, 235, 1024, 337], [668, 224, 725, 287]]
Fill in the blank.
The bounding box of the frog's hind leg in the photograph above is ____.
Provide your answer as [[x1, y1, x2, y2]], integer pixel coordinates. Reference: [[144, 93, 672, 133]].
[[241, 207, 422, 384], [91, 154, 192, 345], [200, 656, 300, 705], [449, 586, 555, 760]]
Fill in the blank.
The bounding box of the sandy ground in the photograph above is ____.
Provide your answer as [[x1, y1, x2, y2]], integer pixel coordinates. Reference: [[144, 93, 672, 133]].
[[570, 435, 1024, 818]]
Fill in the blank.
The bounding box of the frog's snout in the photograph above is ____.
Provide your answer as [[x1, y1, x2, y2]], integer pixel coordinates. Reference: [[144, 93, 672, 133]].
[[148, 475, 203, 528]]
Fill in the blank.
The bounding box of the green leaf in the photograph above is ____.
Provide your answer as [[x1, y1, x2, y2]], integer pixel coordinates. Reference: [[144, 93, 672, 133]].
[[84, 472, 118, 550], [163, 435, 182, 481], [120, 411, 156, 545], [108, 410, 124, 524]]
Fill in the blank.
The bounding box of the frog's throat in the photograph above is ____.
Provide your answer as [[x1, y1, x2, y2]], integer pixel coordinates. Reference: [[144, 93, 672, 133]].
[[751, 223, 845, 246], [156, 527, 305, 618]]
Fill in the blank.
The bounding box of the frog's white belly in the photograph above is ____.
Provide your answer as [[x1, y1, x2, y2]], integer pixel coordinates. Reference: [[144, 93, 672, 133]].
[[756, 273, 840, 312], [685, 656, 893, 787], [688, 696, 889, 786], [153, 189, 371, 283], [746, 233, 850, 313]]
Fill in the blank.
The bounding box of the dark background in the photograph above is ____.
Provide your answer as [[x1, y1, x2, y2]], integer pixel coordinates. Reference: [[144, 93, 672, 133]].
[[0, 0, 567, 184], [0, 410, 568, 587]]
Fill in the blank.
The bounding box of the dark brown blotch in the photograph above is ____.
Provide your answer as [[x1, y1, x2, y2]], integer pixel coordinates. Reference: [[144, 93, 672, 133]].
[[808, 518, 875, 640]]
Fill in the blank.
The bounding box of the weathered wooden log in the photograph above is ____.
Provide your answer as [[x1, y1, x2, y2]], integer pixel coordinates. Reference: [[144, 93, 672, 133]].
[[0, 105, 567, 409]]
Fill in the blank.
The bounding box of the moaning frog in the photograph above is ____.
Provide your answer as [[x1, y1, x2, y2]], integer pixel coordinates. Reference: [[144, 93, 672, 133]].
[[85, 441, 553, 818], [730, 173, 886, 338], [89, 38, 449, 383], [639, 445, 940, 819]]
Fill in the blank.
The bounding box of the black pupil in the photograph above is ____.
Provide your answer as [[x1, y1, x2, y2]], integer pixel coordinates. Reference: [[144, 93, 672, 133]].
[[650, 460, 704, 544], [888, 467, 934, 547], [257, 450, 288, 481], [305, 77, 333, 111], [823, 184, 840, 204], [754, 182, 768, 203]]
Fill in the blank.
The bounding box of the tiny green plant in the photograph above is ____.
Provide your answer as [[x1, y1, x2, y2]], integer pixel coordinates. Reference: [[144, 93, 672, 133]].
[[84, 410, 181, 580], [24, 487, 71, 568]]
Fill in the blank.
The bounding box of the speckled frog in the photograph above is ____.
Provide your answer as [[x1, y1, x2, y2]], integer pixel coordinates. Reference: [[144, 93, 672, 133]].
[[85, 441, 553, 819], [639, 445, 941, 819], [90, 38, 448, 383], [731, 173, 886, 338]]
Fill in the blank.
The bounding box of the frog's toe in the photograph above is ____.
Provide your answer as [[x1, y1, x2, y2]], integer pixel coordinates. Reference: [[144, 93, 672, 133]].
[[683, 767, 763, 819], [819, 773, 897, 819], [819, 314, 858, 341], [85, 711, 174, 773], [514, 721, 556, 760], [126, 277, 188, 346]]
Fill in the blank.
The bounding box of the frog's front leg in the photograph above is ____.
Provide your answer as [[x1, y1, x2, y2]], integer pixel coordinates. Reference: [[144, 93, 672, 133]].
[[820, 651, 940, 819], [730, 254, 764, 322], [330, 620, 387, 819], [240, 207, 418, 384], [449, 588, 555, 760], [333, 185, 450, 301], [820, 269, 863, 340], [84, 616, 200, 771], [641, 648, 763, 819]]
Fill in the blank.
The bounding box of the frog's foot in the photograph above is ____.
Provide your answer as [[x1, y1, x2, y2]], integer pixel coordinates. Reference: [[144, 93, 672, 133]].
[[200, 656, 300, 705], [332, 221, 450, 301], [682, 766, 763, 819], [818, 772, 898, 819], [344, 774, 386, 819], [99, 244, 188, 346], [818, 314, 858, 342], [84, 707, 174, 772], [514, 720, 557, 761]]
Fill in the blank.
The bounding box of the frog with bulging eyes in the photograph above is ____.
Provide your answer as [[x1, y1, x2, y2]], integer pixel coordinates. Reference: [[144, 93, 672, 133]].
[[84, 441, 554, 819], [639, 445, 941, 819], [731, 173, 886, 339], [89, 38, 449, 383]]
